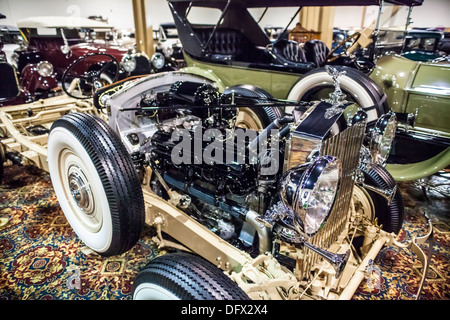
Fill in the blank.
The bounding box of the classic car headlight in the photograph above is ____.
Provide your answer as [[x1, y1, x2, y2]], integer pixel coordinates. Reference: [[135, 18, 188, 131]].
[[163, 46, 174, 58], [121, 55, 137, 73], [369, 111, 396, 166], [280, 156, 341, 236], [151, 52, 165, 69], [37, 61, 54, 77]]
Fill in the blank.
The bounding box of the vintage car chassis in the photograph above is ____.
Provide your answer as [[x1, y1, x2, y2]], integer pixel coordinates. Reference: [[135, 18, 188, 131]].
[[0, 89, 433, 300]]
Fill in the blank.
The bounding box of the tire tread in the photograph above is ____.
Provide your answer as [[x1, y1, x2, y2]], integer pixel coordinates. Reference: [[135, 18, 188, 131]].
[[50, 113, 145, 256], [133, 252, 250, 300]]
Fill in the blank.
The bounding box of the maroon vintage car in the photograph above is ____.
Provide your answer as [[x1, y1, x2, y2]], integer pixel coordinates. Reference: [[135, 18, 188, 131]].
[[1, 36, 58, 106], [15, 16, 168, 81]]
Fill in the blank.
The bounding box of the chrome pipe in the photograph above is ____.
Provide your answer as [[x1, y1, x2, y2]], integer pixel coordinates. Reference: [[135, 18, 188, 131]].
[[302, 241, 350, 278]]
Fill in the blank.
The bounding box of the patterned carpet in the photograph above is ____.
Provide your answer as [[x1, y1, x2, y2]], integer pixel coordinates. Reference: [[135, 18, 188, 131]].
[[0, 164, 448, 300]]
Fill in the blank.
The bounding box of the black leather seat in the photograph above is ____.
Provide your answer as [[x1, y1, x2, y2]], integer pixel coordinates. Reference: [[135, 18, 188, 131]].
[[195, 28, 256, 62], [304, 40, 330, 67], [270, 39, 315, 71], [272, 40, 307, 64]]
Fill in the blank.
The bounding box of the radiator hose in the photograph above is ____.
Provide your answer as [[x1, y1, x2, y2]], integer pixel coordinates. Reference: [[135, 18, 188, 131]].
[[247, 115, 294, 151]]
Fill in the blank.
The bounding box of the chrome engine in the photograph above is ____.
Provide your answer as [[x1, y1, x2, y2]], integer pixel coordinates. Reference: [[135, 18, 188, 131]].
[[128, 80, 287, 255]]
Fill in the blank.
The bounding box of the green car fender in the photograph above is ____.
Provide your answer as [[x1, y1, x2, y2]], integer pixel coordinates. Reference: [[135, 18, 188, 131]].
[[371, 54, 450, 180], [179, 66, 226, 92], [386, 147, 450, 181]]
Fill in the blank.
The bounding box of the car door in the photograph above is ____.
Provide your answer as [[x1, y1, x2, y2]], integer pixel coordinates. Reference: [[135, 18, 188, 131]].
[[406, 63, 450, 138]]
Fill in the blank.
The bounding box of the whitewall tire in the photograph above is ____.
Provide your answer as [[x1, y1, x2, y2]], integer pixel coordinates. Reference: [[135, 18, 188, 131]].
[[287, 66, 389, 123], [132, 252, 250, 300], [133, 283, 181, 300], [48, 113, 145, 256]]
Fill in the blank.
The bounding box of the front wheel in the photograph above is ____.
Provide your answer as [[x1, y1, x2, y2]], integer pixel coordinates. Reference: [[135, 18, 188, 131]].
[[361, 164, 405, 234], [133, 252, 250, 300], [47, 113, 145, 256]]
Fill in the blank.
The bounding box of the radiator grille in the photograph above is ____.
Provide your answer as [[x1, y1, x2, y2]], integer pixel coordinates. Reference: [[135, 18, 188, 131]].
[[301, 121, 366, 278]]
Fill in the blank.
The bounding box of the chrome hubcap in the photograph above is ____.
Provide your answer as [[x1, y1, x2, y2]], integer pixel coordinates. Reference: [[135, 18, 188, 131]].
[[68, 165, 94, 215]]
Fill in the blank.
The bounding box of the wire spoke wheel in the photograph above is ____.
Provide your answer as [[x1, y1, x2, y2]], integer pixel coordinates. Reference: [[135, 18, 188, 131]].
[[62, 53, 119, 99]]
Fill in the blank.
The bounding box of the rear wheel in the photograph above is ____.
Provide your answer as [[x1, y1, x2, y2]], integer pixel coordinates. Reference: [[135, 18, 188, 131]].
[[47, 112, 145, 256], [133, 252, 250, 300], [224, 85, 283, 131]]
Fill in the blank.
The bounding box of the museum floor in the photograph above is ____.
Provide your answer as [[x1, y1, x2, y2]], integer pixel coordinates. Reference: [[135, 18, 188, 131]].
[[0, 163, 448, 300]]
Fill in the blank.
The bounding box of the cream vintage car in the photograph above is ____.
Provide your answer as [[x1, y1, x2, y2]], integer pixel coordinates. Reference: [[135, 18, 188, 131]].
[[0, 65, 432, 300]]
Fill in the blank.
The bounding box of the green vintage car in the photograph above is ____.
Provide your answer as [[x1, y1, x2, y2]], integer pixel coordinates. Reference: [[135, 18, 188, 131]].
[[375, 28, 445, 62], [370, 54, 450, 181], [168, 0, 449, 181]]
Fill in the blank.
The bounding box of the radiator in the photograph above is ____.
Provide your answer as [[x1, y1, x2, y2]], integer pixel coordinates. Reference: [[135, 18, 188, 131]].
[[301, 121, 366, 278]]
